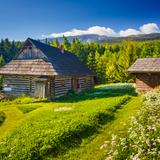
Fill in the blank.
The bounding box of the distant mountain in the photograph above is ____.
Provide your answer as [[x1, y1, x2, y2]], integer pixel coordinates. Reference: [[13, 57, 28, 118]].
[[110, 33, 160, 43], [42, 33, 160, 43], [42, 34, 114, 43]]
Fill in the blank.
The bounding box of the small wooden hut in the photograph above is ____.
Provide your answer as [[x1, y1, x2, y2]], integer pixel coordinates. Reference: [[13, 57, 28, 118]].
[[128, 58, 160, 92], [0, 38, 94, 98]]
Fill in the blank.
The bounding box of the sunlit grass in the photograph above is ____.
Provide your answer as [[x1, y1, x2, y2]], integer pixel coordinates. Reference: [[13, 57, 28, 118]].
[[55, 96, 142, 160], [0, 83, 140, 159]]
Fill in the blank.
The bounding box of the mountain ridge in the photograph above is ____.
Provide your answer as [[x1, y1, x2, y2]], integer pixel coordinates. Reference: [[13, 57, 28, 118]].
[[42, 33, 160, 43]]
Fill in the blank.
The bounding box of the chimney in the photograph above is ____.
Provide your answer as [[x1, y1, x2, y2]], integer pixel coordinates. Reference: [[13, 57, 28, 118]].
[[60, 45, 64, 53]]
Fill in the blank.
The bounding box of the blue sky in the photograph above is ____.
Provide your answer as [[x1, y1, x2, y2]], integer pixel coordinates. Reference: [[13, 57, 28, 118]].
[[0, 0, 159, 40]]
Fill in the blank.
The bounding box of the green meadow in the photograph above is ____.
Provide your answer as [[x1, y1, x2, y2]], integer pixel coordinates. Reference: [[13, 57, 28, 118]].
[[0, 84, 143, 159]]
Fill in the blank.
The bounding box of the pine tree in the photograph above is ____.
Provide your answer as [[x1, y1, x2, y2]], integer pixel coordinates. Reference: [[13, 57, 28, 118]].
[[96, 54, 107, 83], [153, 44, 160, 57], [118, 40, 137, 82], [0, 55, 4, 66], [87, 52, 96, 71], [95, 50, 100, 71], [70, 38, 87, 63], [62, 36, 71, 51], [50, 39, 60, 48], [106, 55, 119, 83], [70, 37, 81, 54]]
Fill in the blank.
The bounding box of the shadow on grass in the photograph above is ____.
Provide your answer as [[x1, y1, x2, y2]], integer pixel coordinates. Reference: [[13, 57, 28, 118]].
[[49, 94, 131, 159], [57, 85, 137, 103]]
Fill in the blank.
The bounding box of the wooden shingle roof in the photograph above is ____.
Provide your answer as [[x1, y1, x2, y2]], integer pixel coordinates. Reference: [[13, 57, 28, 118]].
[[128, 58, 160, 73], [0, 59, 56, 76], [0, 38, 94, 76]]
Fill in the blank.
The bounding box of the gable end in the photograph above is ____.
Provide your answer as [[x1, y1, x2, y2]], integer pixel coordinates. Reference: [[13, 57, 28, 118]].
[[15, 39, 48, 60]]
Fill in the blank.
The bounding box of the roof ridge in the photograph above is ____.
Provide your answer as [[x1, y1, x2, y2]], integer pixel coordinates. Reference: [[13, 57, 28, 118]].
[[27, 37, 60, 50]]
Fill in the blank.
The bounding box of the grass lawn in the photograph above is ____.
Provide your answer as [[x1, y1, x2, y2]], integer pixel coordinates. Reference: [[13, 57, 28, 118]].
[[0, 106, 24, 138], [0, 83, 142, 160], [56, 96, 142, 160]]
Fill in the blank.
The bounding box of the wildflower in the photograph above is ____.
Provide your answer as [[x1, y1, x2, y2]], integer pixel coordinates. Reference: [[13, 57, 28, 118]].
[[105, 90, 160, 159]]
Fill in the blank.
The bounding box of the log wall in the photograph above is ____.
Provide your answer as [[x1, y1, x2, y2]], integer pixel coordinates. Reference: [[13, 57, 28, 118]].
[[49, 77, 55, 99], [3, 75, 35, 96], [136, 73, 160, 92], [76, 76, 94, 92], [54, 76, 72, 98], [3, 75, 54, 98], [54, 76, 94, 98], [3, 75, 94, 98]]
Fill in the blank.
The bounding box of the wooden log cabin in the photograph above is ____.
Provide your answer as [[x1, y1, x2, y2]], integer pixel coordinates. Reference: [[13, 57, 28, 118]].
[[0, 38, 95, 99], [128, 58, 160, 92]]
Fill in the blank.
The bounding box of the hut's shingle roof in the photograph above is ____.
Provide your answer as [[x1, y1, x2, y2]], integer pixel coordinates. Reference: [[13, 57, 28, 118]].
[[0, 59, 56, 76], [0, 38, 94, 76], [128, 58, 160, 73]]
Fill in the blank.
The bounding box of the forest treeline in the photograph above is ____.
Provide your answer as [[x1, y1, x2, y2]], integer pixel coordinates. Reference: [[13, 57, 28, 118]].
[[0, 37, 160, 84], [51, 37, 160, 83]]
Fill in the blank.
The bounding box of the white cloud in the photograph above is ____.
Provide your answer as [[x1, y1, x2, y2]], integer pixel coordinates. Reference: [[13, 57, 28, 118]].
[[119, 23, 160, 37], [119, 29, 141, 37], [42, 26, 117, 38], [87, 26, 117, 36], [42, 23, 159, 38], [139, 23, 160, 34]]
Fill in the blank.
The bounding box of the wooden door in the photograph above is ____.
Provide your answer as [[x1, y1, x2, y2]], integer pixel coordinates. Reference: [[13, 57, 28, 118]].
[[72, 78, 79, 92], [34, 81, 46, 98]]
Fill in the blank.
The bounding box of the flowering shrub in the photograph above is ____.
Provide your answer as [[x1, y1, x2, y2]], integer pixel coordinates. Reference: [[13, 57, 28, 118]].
[[105, 91, 160, 160]]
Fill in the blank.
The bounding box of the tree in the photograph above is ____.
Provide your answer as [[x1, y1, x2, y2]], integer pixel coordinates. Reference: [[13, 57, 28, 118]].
[[0, 37, 160, 85], [62, 36, 71, 50], [0, 39, 22, 62], [118, 40, 137, 82], [87, 52, 96, 72], [106, 54, 121, 83], [0, 55, 4, 66], [96, 54, 107, 83], [50, 39, 60, 48]]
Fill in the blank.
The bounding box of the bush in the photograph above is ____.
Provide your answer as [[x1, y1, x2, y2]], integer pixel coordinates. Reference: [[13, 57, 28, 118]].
[[0, 96, 47, 106], [67, 89, 75, 96], [13, 96, 39, 104], [105, 91, 160, 160], [0, 111, 6, 126]]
